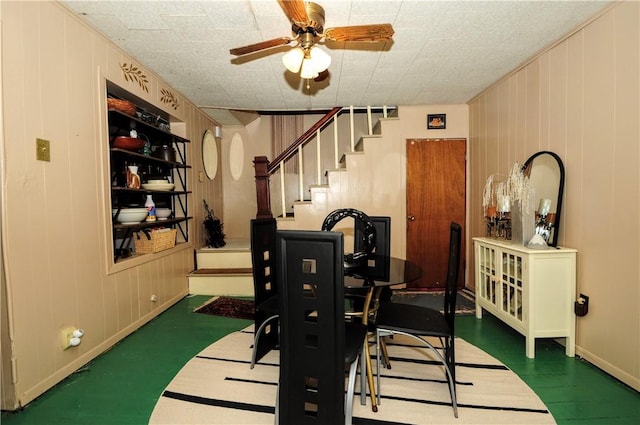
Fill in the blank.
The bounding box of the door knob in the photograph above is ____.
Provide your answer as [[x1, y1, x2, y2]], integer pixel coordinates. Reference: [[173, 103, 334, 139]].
[[407, 215, 415, 221]]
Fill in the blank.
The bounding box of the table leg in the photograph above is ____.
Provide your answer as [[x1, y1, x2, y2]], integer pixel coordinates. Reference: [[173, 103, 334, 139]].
[[364, 337, 378, 412], [360, 287, 378, 412]]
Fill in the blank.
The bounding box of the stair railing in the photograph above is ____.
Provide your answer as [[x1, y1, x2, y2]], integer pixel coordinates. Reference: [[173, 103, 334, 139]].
[[254, 105, 393, 219]]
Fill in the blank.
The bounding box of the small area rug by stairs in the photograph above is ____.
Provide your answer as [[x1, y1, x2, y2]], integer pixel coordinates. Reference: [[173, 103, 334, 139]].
[[194, 290, 476, 320]]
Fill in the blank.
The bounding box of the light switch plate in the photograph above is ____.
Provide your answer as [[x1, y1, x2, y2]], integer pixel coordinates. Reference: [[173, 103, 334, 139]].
[[36, 138, 50, 162]]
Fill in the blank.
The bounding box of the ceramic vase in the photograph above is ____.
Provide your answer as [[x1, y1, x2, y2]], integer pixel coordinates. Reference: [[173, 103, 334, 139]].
[[127, 165, 141, 189]]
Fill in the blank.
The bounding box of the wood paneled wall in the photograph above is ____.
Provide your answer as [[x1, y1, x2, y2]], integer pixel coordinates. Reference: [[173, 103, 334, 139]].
[[469, 2, 639, 391], [0, 1, 222, 408]]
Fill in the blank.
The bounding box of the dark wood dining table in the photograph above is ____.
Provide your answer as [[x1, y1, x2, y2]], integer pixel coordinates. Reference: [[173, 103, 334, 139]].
[[342, 255, 422, 412]]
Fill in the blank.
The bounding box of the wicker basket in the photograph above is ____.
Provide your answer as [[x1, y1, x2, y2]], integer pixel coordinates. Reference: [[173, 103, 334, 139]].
[[107, 98, 136, 116], [134, 228, 177, 254]]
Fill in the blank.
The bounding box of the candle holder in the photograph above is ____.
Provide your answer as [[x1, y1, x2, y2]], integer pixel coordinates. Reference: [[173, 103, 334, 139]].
[[535, 212, 554, 243], [485, 216, 497, 237], [485, 206, 498, 237], [496, 211, 511, 240]]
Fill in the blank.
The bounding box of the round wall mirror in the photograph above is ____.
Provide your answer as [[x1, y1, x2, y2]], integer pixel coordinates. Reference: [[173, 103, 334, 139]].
[[523, 151, 565, 247], [202, 129, 218, 180]]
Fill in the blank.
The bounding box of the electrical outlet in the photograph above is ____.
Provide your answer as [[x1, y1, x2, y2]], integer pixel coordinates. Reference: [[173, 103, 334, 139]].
[[575, 294, 589, 317], [36, 138, 51, 162]]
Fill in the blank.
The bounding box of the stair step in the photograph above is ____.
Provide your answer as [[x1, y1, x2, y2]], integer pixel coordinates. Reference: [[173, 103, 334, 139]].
[[355, 134, 382, 151], [188, 268, 253, 297], [195, 239, 251, 269], [339, 151, 364, 167], [189, 268, 252, 275]]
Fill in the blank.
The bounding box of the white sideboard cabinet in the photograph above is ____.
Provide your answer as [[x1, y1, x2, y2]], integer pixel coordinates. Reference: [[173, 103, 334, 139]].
[[473, 237, 577, 358]]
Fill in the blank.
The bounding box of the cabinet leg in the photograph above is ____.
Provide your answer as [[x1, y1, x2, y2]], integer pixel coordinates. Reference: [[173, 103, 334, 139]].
[[526, 337, 535, 358], [565, 336, 575, 357], [475, 304, 482, 319]]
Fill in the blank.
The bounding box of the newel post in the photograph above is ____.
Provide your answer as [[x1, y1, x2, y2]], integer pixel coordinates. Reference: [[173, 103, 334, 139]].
[[254, 156, 273, 219]]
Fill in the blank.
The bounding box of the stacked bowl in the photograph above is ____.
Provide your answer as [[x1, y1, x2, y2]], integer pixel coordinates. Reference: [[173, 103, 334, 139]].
[[141, 179, 175, 191], [112, 208, 147, 224]]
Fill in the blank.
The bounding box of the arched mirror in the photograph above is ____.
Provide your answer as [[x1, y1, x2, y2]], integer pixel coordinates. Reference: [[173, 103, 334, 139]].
[[522, 151, 565, 247], [202, 129, 218, 180]]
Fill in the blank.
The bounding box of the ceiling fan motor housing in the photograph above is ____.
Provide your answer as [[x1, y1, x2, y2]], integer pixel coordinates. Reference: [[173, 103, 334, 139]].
[[292, 2, 325, 37]]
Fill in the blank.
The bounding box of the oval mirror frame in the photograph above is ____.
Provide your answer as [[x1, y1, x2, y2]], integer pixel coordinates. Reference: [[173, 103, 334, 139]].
[[202, 129, 218, 180], [229, 133, 244, 181], [522, 151, 565, 247]]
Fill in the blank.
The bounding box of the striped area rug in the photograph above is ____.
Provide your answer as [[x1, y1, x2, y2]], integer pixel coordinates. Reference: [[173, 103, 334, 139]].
[[149, 327, 555, 425]]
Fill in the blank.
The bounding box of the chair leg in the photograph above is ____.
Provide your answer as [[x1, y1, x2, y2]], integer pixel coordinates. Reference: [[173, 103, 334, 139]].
[[375, 329, 393, 405], [363, 335, 378, 412], [345, 356, 359, 425], [274, 381, 279, 425], [376, 330, 382, 405], [360, 332, 381, 405], [424, 335, 457, 418], [375, 329, 458, 417], [445, 336, 457, 416], [250, 314, 279, 369], [380, 338, 391, 369], [360, 343, 367, 405], [443, 361, 458, 418], [448, 336, 456, 384]]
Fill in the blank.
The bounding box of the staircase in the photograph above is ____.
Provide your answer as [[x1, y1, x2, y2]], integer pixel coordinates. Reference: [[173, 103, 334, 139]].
[[188, 107, 401, 296], [276, 114, 406, 262], [187, 239, 254, 297]]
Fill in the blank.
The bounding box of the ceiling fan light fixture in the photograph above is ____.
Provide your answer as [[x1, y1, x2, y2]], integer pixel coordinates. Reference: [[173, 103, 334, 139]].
[[309, 46, 331, 73], [300, 58, 319, 79], [282, 47, 304, 73]]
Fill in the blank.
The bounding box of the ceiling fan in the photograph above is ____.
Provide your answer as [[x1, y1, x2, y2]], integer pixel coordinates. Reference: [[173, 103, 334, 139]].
[[229, 0, 394, 82]]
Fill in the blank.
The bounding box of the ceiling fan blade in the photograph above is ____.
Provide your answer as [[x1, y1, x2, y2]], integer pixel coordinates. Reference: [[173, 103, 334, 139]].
[[229, 37, 295, 56], [278, 0, 310, 27], [323, 24, 394, 42]]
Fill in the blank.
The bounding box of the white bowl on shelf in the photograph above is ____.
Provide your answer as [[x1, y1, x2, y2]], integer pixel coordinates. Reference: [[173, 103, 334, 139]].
[[156, 208, 171, 220], [141, 183, 175, 191], [112, 208, 148, 224], [147, 179, 169, 184]]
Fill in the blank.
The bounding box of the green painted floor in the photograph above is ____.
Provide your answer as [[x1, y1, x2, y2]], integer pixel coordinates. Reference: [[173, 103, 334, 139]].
[[2, 295, 638, 425]]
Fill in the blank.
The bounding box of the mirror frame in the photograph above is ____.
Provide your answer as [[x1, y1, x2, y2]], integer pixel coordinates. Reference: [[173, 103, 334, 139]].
[[522, 151, 565, 247], [202, 129, 218, 180]]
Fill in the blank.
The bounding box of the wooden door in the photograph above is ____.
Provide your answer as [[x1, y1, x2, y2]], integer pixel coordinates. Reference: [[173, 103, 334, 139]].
[[406, 139, 466, 290]]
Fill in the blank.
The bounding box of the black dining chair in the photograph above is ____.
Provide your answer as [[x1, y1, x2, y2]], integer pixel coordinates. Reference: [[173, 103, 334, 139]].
[[249, 218, 280, 368], [356, 216, 391, 254], [347, 215, 391, 316], [275, 230, 366, 425], [321, 210, 392, 411], [375, 222, 462, 418], [321, 208, 377, 268], [351, 215, 392, 404]]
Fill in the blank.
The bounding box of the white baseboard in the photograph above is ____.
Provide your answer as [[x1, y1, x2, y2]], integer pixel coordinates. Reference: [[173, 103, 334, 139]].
[[575, 345, 639, 391]]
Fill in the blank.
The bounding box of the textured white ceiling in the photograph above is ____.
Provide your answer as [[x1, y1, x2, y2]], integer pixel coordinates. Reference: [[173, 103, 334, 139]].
[[62, 0, 611, 123]]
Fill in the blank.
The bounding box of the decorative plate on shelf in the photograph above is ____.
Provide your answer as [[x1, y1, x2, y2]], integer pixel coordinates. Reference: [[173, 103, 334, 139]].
[[141, 183, 175, 191]]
